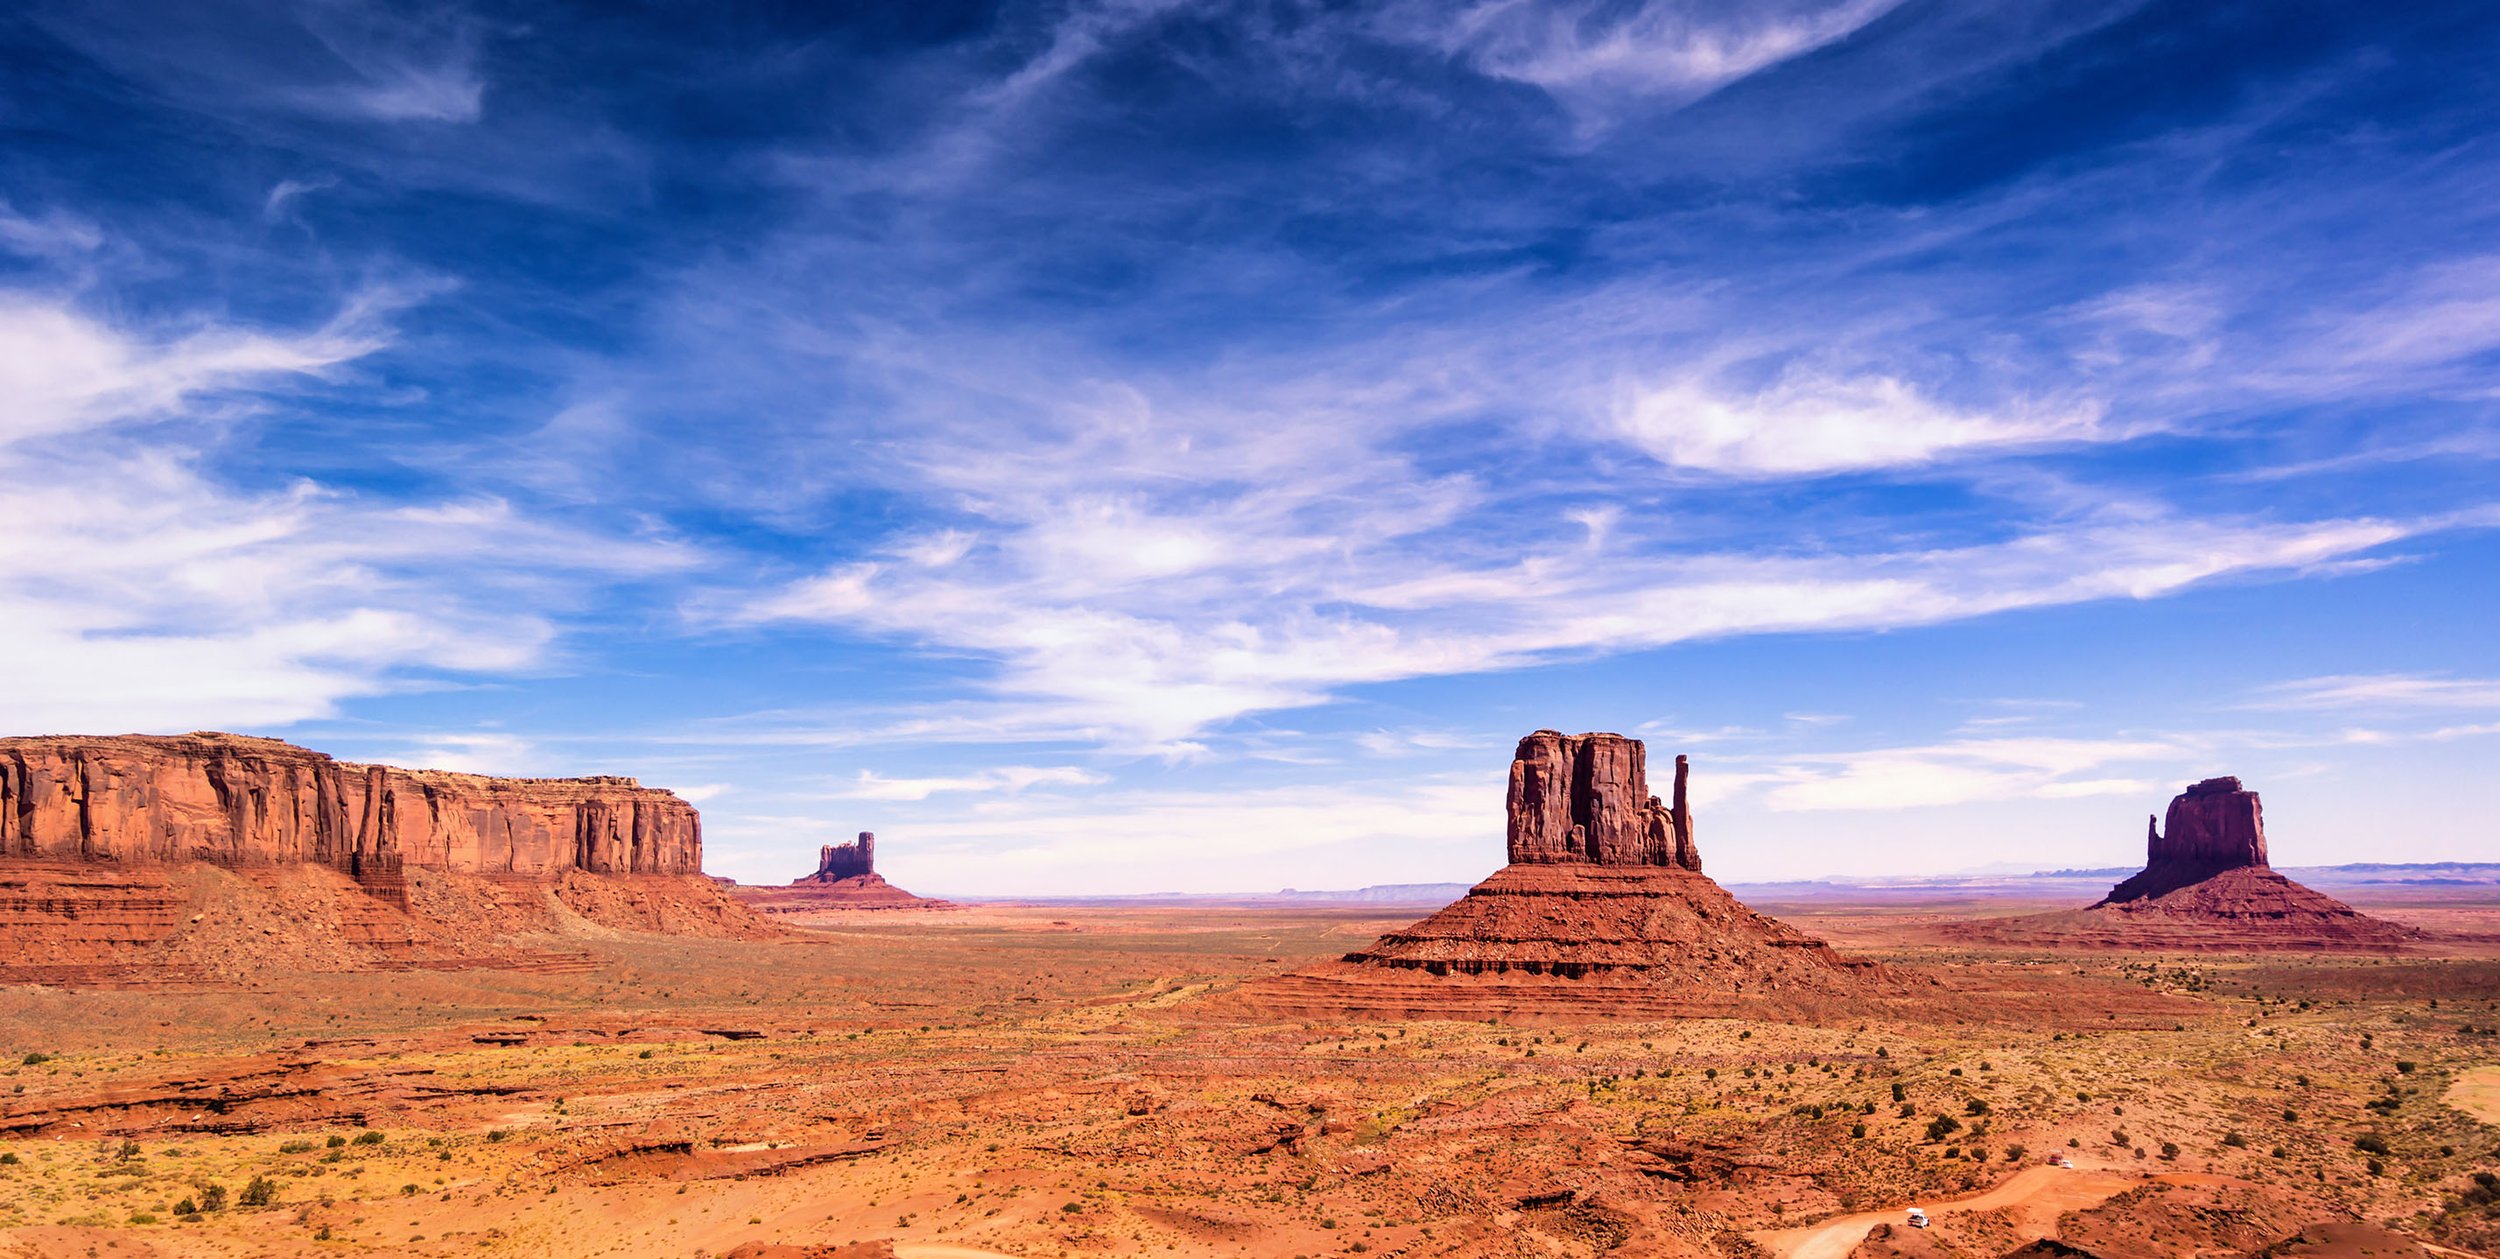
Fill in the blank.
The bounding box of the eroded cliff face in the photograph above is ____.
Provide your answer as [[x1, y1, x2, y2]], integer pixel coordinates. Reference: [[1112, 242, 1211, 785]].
[[1504, 730, 1699, 870], [0, 733, 704, 898], [2152, 776, 2269, 871], [2102, 775, 2271, 903]]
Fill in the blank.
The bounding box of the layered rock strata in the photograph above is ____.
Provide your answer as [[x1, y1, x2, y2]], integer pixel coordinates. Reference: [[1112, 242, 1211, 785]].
[[1239, 731, 1882, 1021], [1950, 777, 2423, 952], [0, 732, 769, 981], [0, 732, 702, 893]]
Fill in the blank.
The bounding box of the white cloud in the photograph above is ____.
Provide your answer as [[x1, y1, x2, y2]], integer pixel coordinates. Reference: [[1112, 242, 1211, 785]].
[[1612, 368, 2106, 475], [0, 290, 697, 736], [736, 484, 2440, 754], [2250, 673, 2500, 712], [830, 765, 1109, 802], [0, 204, 103, 260], [1433, 0, 1906, 119], [0, 294, 390, 445], [1752, 736, 2178, 811], [774, 775, 1496, 895]]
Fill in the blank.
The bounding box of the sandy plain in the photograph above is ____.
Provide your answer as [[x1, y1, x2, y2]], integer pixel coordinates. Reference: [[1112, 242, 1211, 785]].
[[1, 894, 2495, 1258]]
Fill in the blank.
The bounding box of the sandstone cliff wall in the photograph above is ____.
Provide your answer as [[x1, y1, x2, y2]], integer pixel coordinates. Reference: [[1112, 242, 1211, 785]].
[[0, 734, 703, 899], [1504, 730, 1698, 870]]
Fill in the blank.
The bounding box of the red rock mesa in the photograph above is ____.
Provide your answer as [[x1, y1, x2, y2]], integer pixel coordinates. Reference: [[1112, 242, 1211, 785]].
[[1240, 731, 1883, 1021], [732, 830, 949, 912], [1952, 776, 2423, 952], [0, 732, 770, 981]]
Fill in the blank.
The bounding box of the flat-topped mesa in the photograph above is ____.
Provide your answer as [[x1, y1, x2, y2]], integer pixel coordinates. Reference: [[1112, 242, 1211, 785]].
[[0, 733, 704, 903], [2105, 775, 2268, 903], [1505, 730, 1698, 871], [803, 831, 876, 883]]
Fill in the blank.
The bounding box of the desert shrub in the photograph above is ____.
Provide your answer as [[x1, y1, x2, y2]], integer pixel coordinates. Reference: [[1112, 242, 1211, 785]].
[[353, 1131, 385, 1146], [200, 1182, 229, 1211], [2222, 1132, 2247, 1148], [239, 1175, 278, 1207], [325, 1135, 347, 1149], [2160, 1142, 2180, 1161], [173, 1197, 198, 1216], [0, 1152, 17, 1165], [487, 1129, 511, 1142], [2396, 1061, 2417, 1074], [2354, 1135, 2391, 1156], [1925, 1115, 1962, 1142], [128, 1212, 159, 1224], [278, 1140, 315, 1154], [2005, 1145, 2026, 1161], [1966, 1099, 1990, 1116], [1850, 1124, 1867, 1139], [19, 1053, 47, 1066], [1892, 1084, 1907, 1103]]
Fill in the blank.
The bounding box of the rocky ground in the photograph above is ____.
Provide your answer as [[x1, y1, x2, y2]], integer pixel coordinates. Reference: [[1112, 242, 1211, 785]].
[[0, 895, 2493, 1258]]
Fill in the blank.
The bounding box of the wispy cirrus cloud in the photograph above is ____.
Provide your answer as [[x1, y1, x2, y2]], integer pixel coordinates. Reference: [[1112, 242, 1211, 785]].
[[1611, 367, 2107, 475], [0, 287, 698, 735], [1749, 736, 2178, 811], [829, 765, 1108, 802], [2249, 673, 2500, 713], [1421, 0, 1907, 123]]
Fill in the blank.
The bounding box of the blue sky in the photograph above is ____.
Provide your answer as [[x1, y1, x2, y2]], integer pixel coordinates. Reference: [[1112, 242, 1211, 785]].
[[5, 0, 2497, 893]]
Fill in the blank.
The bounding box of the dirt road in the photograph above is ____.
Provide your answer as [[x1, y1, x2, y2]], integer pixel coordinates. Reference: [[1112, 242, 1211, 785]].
[[1754, 1165, 2145, 1259], [2447, 1065, 2500, 1125]]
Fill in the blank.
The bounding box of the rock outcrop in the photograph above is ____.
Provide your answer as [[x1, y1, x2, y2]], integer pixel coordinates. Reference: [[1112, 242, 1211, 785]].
[[1237, 731, 1886, 1021], [0, 732, 772, 982], [1507, 731, 1699, 870], [805, 832, 877, 883], [0, 732, 703, 895], [733, 830, 950, 913], [1948, 777, 2424, 952], [2104, 776, 2267, 901]]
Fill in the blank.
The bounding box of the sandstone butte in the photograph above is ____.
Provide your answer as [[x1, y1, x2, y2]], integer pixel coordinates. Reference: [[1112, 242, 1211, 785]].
[[1950, 776, 2425, 952], [1237, 730, 1887, 1022], [0, 732, 773, 982], [731, 831, 952, 913]]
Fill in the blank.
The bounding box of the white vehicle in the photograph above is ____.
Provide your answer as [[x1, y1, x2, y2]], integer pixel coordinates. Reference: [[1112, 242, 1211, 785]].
[[2051, 1154, 2073, 1169], [1907, 1208, 1930, 1229]]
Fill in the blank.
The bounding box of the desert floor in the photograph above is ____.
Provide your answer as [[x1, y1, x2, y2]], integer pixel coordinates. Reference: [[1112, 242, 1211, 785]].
[[1, 895, 2496, 1258]]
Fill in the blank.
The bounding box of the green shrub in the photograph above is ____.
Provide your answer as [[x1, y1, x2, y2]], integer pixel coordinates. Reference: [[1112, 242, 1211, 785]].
[[239, 1175, 278, 1207], [199, 1182, 229, 1211], [353, 1131, 385, 1146]]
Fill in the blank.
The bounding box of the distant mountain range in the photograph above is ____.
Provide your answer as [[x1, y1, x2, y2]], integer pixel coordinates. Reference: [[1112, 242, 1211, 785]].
[[951, 862, 2500, 906]]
